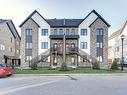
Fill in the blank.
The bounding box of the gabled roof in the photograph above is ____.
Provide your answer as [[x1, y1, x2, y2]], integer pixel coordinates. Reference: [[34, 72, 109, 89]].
[[79, 10, 110, 27], [0, 19, 21, 41], [109, 21, 127, 40], [20, 9, 110, 28], [19, 10, 48, 27], [46, 19, 83, 27], [109, 29, 121, 40]]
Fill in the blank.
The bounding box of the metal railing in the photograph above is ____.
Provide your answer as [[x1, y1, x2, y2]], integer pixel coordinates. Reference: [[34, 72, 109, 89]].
[[27, 47, 96, 68]]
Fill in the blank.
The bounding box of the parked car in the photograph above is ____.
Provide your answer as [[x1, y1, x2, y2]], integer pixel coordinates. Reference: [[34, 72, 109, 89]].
[[0, 63, 14, 77]]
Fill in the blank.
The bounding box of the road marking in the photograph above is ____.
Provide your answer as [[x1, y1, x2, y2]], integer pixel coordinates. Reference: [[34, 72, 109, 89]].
[[0, 80, 59, 95]]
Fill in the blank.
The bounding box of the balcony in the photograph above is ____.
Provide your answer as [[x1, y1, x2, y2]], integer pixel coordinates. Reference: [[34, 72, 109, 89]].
[[51, 47, 78, 54], [49, 35, 79, 39]]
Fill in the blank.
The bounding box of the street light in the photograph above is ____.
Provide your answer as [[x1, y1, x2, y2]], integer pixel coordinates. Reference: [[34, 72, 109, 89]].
[[121, 34, 124, 70]]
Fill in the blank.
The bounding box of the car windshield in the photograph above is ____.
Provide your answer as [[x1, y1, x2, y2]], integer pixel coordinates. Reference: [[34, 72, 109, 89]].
[[0, 64, 7, 67]]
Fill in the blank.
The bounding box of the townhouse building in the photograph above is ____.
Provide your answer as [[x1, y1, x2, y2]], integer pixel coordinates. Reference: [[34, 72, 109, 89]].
[[0, 19, 21, 66], [20, 10, 110, 68], [108, 21, 127, 63]]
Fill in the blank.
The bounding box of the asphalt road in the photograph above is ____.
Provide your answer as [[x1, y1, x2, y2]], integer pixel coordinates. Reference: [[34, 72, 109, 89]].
[[0, 75, 127, 95]]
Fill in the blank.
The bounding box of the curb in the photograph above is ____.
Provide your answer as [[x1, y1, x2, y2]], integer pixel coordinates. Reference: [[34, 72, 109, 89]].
[[13, 73, 127, 76]]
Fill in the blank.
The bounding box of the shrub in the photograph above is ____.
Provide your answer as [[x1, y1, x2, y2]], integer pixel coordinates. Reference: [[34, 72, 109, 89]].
[[30, 63, 37, 70], [111, 60, 118, 70], [92, 61, 100, 70]]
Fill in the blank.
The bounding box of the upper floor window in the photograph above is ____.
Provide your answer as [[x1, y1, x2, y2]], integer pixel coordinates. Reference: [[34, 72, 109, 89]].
[[96, 42, 103, 48], [96, 28, 104, 35], [26, 43, 32, 49], [10, 48, 12, 52], [66, 29, 69, 35], [16, 50, 20, 54], [81, 29, 87, 36], [59, 29, 63, 35], [81, 42, 87, 49], [41, 42, 48, 49], [54, 29, 57, 35], [41, 29, 48, 36], [11, 37, 13, 43], [16, 41, 20, 46], [26, 29, 32, 36], [71, 29, 75, 35], [0, 44, 5, 51], [115, 46, 119, 52]]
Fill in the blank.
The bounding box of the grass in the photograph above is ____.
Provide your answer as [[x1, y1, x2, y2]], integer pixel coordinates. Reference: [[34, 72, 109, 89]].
[[13, 67, 127, 74]]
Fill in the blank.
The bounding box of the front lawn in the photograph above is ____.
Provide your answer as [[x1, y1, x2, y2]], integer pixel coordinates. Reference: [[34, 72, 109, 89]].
[[14, 67, 127, 74]]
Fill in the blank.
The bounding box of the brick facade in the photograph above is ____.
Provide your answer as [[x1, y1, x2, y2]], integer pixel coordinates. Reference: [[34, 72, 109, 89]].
[[20, 19, 39, 67], [90, 18, 108, 65]]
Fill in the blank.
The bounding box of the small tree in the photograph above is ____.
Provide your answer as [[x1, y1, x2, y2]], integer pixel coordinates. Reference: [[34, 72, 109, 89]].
[[92, 61, 100, 70], [111, 59, 118, 70]]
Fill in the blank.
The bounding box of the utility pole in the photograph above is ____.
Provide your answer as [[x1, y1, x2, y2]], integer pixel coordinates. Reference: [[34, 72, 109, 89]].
[[62, 33, 67, 70]]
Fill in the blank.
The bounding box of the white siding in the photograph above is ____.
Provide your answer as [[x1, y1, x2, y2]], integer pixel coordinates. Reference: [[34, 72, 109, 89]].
[[78, 12, 98, 54], [31, 12, 50, 55]]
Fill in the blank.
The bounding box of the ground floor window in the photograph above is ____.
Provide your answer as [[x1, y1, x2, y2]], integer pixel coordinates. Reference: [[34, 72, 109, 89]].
[[97, 56, 103, 62], [26, 56, 32, 61]]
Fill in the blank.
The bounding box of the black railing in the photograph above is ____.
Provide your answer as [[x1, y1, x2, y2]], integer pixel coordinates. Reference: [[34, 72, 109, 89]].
[[27, 47, 97, 68]]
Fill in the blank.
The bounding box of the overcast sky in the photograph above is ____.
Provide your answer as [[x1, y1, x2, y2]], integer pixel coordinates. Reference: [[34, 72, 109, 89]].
[[0, 0, 127, 36]]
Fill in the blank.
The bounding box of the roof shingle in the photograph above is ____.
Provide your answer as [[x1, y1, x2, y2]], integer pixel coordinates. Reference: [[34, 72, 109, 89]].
[[46, 19, 83, 27]]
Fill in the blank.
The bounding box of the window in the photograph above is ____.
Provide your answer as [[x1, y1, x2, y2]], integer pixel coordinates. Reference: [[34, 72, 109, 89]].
[[66, 29, 69, 35], [96, 28, 104, 35], [26, 29, 32, 36], [11, 38, 13, 43], [16, 41, 20, 45], [96, 42, 103, 48], [26, 43, 32, 49], [26, 56, 32, 61], [71, 29, 75, 35], [41, 42, 48, 49], [41, 29, 48, 36], [10, 48, 12, 52], [59, 29, 63, 35], [81, 42, 87, 49], [97, 56, 103, 62], [81, 29, 87, 36], [116, 46, 119, 52], [16, 50, 19, 54], [54, 29, 57, 35], [0, 44, 5, 50]]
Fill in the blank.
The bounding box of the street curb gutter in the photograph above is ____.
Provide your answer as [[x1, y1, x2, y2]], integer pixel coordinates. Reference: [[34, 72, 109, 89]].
[[13, 73, 127, 76]]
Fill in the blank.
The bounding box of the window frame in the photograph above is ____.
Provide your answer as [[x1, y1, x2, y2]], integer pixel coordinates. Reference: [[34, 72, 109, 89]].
[[96, 28, 104, 35], [71, 29, 75, 35], [26, 29, 32, 36], [41, 29, 48, 36], [81, 42, 87, 49], [59, 29, 63, 35], [96, 42, 103, 48], [81, 29, 87, 36], [26, 43, 32, 49], [41, 42, 48, 49]]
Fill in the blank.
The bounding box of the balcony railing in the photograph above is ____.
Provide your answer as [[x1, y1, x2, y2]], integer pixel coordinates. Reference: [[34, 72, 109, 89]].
[[49, 35, 79, 39], [51, 47, 78, 54]]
